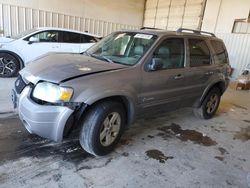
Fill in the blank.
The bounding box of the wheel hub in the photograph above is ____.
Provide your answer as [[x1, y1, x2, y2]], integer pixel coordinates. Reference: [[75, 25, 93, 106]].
[[206, 94, 218, 114], [100, 112, 121, 147], [0, 57, 16, 76]]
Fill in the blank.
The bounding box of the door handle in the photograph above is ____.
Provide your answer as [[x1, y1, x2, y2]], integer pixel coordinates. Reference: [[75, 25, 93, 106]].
[[174, 74, 184, 80], [205, 71, 214, 75], [52, 45, 60, 48]]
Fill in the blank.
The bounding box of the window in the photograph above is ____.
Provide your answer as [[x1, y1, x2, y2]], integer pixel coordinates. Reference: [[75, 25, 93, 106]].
[[62, 31, 81, 43], [30, 31, 60, 42], [210, 40, 227, 64], [232, 11, 250, 34], [189, 39, 211, 67], [81, 35, 98, 43], [153, 38, 184, 69]]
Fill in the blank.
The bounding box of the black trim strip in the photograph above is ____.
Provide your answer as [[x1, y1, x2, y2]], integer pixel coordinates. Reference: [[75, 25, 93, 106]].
[[60, 68, 123, 83]]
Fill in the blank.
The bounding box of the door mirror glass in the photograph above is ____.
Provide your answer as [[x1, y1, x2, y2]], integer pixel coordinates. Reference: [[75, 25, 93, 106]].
[[148, 58, 163, 71], [28, 36, 39, 44]]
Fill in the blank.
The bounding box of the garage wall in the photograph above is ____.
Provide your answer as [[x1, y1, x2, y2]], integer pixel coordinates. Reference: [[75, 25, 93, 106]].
[[202, 0, 250, 33], [0, 0, 145, 37], [143, 0, 206, 30], [202, 0, 250, 77]]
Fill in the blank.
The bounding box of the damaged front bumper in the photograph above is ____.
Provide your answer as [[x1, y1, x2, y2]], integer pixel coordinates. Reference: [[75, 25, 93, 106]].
[[12, 85, 75, 142]]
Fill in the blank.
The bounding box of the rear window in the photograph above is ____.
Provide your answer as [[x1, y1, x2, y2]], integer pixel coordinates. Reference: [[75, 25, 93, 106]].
[[189, 39, 211, 67], [210, 40, 228, 64]]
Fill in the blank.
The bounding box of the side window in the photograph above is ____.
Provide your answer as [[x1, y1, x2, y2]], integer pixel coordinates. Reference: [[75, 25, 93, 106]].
[[31, 31, 59, 42], [62, 32, 81, 43], [189, 39, 211, 67], [154, 38, 184, 69], [81, 35, 98, 43], [210, 40, 228, 64]]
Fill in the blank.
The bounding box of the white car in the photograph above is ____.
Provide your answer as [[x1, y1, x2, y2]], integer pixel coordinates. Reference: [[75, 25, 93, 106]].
[[0, 27, 101, 77]]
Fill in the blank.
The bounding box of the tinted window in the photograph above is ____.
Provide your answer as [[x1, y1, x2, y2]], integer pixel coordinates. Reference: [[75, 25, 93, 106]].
[[154, 38, 184, 69], [210, 40, 227, 64], [62, 31, 81, 43], [81, 35, 98, 43], [189, 39, 211, 67], [30, 31, 59, 42]]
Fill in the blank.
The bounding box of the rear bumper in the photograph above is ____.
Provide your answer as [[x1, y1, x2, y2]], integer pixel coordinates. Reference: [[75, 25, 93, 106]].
[[16, 86, 74, 142]]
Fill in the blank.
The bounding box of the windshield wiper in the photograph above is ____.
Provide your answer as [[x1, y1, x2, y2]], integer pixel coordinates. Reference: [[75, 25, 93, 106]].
[[100, 56, 114, 63], [83, 52, 114, 63], [91, 54, 114, 63]]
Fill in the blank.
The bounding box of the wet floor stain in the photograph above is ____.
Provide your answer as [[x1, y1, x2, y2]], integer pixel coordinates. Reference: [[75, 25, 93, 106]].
[[233, 126, 250, 142], [76, 157, 113, 172], [157, 123, 217, 146], [218, 147, 229, 155], [215, 156, 224, 161], [0, 116, 91, 165], [145, 149, 173, 163], [147, 135, 154, 139], [121, 152, 129, 157], [243, 120, 250, 124]]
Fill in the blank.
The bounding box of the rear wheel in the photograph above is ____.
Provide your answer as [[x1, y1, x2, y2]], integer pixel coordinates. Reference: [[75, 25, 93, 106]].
[[193, 87, 221, 119], [79, 101, 126, 156], [0, 52, 20, 77]]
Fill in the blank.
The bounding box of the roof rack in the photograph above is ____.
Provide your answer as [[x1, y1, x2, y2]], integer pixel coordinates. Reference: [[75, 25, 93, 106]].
[[140, 27, 162, 30], [176, 28, 216, 37]]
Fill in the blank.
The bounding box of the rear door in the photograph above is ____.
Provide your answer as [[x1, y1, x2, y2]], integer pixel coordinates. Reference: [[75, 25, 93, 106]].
[[182, 38, 214, 106], [140, 37, 188, 109], [60, 31, 81, 53]]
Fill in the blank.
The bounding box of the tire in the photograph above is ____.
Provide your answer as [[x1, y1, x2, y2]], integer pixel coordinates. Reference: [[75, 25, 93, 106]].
[[0, 52, 20, 78], [79, 101, 126, 156], [193, 87, 221, 119]]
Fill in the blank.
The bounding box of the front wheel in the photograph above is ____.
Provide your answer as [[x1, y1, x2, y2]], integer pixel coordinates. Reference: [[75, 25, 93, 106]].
[[193, 87, 221, 119], [79, 101, 126, 156], [0, 52, 20, 77]]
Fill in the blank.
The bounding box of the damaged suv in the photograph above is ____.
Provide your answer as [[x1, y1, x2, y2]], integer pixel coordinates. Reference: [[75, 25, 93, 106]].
[[12, 28, 231, 156]]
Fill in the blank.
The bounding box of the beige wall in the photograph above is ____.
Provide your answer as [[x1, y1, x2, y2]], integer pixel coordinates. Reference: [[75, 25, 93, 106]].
[[0, 0, 145, 27], [202, 0, 250, 33]]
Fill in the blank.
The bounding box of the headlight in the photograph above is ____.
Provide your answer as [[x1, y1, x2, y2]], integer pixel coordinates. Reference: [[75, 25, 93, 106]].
[[33, 82, 73, 103]]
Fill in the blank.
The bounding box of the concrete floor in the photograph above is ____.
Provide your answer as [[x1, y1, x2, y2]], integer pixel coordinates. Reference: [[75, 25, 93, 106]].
[[0, 79, 250, 188]]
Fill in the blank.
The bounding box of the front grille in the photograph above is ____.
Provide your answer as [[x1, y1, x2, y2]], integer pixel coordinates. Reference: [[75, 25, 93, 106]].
[[15, 75, 27, 94]]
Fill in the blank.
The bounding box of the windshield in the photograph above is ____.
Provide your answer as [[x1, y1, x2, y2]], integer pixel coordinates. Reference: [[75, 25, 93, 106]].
[[86, 32, 157, 66], [11, 28, 38, 39]]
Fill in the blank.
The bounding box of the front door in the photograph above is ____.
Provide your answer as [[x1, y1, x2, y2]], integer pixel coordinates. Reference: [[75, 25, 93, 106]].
[[19, 30, 61, 63], [140, 37, 188, 110]]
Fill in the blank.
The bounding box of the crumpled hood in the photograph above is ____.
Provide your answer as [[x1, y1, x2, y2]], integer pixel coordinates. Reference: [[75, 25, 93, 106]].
[[20, 53, 127, 84], [0, 37, 14, 44]]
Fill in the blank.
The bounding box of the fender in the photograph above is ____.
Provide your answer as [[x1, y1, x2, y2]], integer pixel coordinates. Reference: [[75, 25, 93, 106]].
[[194, 78, 227, 108], [0, 50, 24, 68], [77, 90, 137, 126]]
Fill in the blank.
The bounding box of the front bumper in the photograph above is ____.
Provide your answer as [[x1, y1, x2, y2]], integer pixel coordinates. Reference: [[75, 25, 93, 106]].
[[14, 86, 74, 142]]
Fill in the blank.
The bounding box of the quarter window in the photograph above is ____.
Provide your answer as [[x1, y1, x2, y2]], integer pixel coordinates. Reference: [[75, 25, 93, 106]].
[[153, 38, 185, 69], [81, 35, 98, 43], [189, 39, 211, 67], [210, 40, 228, 64]]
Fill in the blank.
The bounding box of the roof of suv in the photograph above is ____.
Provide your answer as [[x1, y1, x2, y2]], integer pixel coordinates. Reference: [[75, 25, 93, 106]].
[[126, 27, 220, 40]]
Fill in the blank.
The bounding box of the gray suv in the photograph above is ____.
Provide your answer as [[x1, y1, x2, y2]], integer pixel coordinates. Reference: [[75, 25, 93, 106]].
[[12, 28, 231, 156]]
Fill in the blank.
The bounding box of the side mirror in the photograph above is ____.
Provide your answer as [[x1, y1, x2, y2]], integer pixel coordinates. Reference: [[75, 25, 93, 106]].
[[28, 37, 39, 44], [148, 58, 163, 71]]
